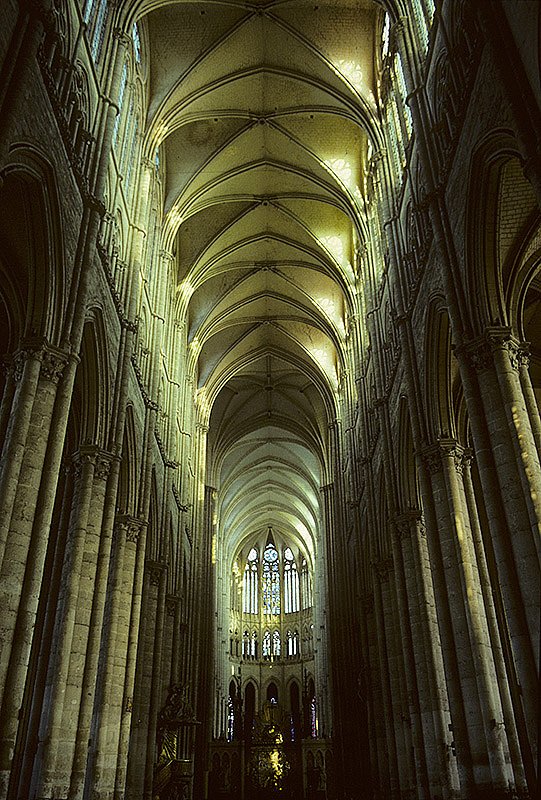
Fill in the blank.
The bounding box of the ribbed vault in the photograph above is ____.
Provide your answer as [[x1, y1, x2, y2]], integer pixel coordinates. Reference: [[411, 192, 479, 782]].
[[136, 0, 381, 560]]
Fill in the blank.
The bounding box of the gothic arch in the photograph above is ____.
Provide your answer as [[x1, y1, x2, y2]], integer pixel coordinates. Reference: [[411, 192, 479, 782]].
[[0, 146, 65, 347], [117, 404, 138, 516], [147, 467, 160, 561], [396, 396, 418, 510], [77, 310, 110, 447], [465, 129, 539, 335], [424, 296, 457, 440], [374, 471, 392, 561]]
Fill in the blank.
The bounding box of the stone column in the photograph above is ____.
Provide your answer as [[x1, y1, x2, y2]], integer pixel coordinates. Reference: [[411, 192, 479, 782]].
[[192, 483, 216, 800], [461, 456, 528, 795], [372, 559, 400, 798], [91, 550, 165, 800], [0, 346, 51, 570], [143, 561, 168, 800], [406, 511, 460, 799], [456, 332, 539, 762], [358, 592, 382, 796], [31, 446, 113, 800], [0, 0, 46, 151], [125, 560, 155, 800], [61, 454, 127, 800], [162, 595, 178, 690], [489, 333, 541, 557], [114, 517, 147, 800], [382, 556, 416, 797], [0, 341, 70, 800], [517, 344, 541, 458], [421, 436, 520, 794], [438, 440, 513, 794], [391, 517, 431, 800], [420, 445, 476, 795], [12, 462, 73, 800]]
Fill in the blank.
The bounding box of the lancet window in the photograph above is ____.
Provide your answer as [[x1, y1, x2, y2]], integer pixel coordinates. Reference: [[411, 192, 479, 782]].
[[301, 558, 312, 609], [83, 0, 108, 61], [284, 547, 299, 613], [243, 548, 258, 613], [262, 543, 280, 614]]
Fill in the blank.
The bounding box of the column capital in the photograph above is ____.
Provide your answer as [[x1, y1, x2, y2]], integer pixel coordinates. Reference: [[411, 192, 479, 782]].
[[72, 445, 115, 480], [166, 594, 181, 617], [392, 509, 424, 541], [418, 443, 443, 475], [160, 249, 175, 263], [14, 338, 71, 384], [456, 327, 529, 373], [419, 439, 469, 475], [146, 559, 167, 586], [114, 514, 146, 544], [112, 28, 132, 48], [437, 439, 468, 475], [140, 156, 155, 172]]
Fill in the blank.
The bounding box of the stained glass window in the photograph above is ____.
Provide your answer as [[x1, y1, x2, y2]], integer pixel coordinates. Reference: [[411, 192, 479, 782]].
[[91, 0, 108, 61], [287, 629, 299, 657], [243, 548, 258, 613], [83, 0, 109, 62], [272, 629, 281, 657], [301, 559, 312, 609], [263, 630, 271, 658], [284, 547, 299, 613], [310, 697, 317, 738], [113, 63, 127, 147], [83, 0, 94, 24], [382, 12, 390, 59], [132, 22, 141, 63], [227, 697, 234, 742], [262, 543, 280, 614], [394, 54, 412, 136]]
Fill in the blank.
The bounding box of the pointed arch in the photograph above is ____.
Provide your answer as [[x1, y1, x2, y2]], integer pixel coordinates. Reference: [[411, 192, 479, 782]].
[[465, 129, 539, 335], [424, 296, 457, 441], [117, 404, 138, 516], [77, 309, 110, 447], [0, 145, 66, 347], [396, 396, 419, 510], [147, 467, 160, 561]]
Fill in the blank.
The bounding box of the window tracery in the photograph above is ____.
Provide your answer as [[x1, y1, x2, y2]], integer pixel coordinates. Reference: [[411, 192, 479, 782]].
[[83, 0, 108, 61], [301, 558, 312, 609], [262, 543, 280, 615], [233, 540, 312, 665], [284, 547, 299, 613], [243, 548, 258, 613]]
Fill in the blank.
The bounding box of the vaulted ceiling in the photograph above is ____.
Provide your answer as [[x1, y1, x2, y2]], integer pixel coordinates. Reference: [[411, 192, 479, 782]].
[[135, 0, 383, 562]]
